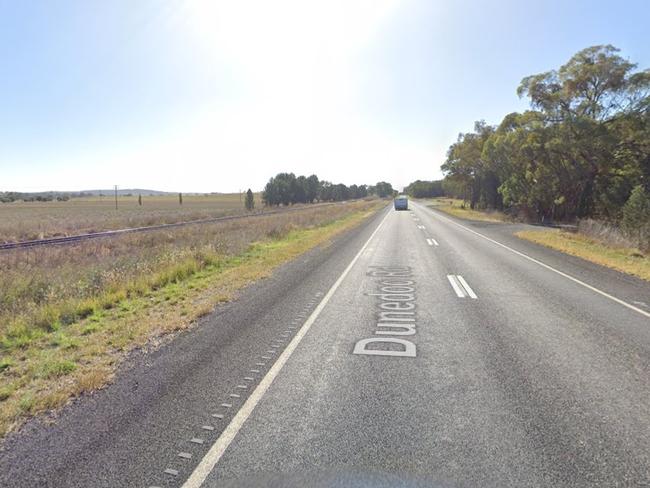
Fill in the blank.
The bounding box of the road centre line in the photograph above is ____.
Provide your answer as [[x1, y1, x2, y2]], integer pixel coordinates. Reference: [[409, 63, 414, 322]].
[[456, 275, 478, 299], [447, 275, 477, 299], [422, 205, 650, 319], [447, 275, 466, 298], [181, 208, 392, 488]]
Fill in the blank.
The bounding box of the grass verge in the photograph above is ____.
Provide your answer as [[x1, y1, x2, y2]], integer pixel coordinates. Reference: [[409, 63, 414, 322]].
[[425, 198, 509, 223], [516, 229, 649, 281], [0, 202, 382, 438]]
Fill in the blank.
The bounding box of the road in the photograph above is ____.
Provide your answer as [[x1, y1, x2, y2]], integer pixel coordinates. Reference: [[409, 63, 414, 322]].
[[1, 201, 649, 487]]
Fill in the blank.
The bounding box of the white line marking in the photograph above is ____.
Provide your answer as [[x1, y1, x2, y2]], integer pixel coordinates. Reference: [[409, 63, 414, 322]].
[[179, 452, 192, 459], [211, 414, 224, 419], [422, 204, 650, 319], [201, 425, 215, 431], [426, 238, 433, 246], [447, 275, 466, 298], [182, 209, 392, 488], [431, 238, 439, 246], [457, 275, 478, 299], [165, 469, 179, 476], [417, 225, 425, 229]]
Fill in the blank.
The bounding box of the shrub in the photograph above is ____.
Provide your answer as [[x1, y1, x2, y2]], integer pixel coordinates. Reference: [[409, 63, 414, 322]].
[[622, 185, 650, 250]]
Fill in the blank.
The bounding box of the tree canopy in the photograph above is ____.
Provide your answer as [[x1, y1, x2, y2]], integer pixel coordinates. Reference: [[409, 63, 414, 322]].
[[441, 45, 650, 224], [261, 173, 388, 206]]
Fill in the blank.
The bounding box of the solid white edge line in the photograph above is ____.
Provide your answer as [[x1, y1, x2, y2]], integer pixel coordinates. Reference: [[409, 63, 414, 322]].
[[181, 207, 392, 488], [447, 275, 466, 298], [457, 275, 478, 299], [419, 203, 650, 319]]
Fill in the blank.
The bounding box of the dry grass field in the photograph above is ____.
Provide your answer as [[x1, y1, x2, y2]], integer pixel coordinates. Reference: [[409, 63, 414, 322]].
[[516, 229, 649, 281], [0, 193, 259, 243], [0, 198, 383, 438]]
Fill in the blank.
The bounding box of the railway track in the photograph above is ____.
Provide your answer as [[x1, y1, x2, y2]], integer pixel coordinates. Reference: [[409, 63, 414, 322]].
[[0, 202, 344, 251]]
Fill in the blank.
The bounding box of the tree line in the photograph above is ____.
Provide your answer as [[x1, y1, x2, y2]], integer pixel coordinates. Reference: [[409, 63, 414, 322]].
[[262, 173, 394, 206], [403, 180, 445, 198], [440, 45, 649, 235]]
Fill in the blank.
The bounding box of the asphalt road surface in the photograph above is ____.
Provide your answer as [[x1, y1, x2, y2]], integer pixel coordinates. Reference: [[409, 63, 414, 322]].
[[1, 201, 649, 487]]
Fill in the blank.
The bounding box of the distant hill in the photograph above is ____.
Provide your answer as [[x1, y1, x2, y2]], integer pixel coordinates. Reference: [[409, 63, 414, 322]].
[[1, 189, 238, 202], [82, 189, 173, 196]]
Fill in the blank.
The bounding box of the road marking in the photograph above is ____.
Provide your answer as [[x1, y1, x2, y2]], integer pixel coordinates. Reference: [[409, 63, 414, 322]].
[[181, 208, 391, 488], [426, 238, 433, 246], [425, 238, 439, 247], [417, 225, 425, 229], [447, 275, 477, 299], [202, 425, 215, 431], [447, 275, 466, 298], [164, 469, 179, 477], [190, 438, 204, 445], [211, 414, 224, 419], [179, 452, 192, 459], [220, 403, 232, 408], [431, 238, 439, 246], [456, 275, 478, 299], [423, 205, 650, 319]]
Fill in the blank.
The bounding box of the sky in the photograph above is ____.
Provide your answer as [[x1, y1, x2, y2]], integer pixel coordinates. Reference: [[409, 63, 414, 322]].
[[1, 0, 649, 193]]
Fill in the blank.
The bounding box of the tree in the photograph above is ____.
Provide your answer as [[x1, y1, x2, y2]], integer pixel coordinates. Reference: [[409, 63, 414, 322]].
[[622, 185, 650, 246], [245, 188, 255, 211], [373, 181, 394, 198], [440, 45, 650, 222], [306, 174, 320, 203]]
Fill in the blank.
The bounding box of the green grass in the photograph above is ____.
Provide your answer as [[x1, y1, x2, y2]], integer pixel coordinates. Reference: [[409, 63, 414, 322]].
[[425, 197, 509, 223], [0, 201, 382, 438], [516, 229, 649, 281]]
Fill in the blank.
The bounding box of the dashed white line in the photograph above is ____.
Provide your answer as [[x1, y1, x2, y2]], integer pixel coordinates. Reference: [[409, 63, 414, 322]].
[[178, 452, 192, 459], [456, 275, 478, 299], [201, 425, 215, 431], [181, 209, 392, 488], [447, 275, 466, 298], [447, 275, 477, 299], [164, 469, 179, 477]]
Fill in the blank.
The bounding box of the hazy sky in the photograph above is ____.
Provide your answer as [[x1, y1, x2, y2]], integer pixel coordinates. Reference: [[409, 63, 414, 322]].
[[1, 0, 649, 192]]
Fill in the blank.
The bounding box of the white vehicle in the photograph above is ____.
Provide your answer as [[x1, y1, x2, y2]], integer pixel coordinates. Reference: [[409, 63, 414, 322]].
[[394, 195, 408, 210]]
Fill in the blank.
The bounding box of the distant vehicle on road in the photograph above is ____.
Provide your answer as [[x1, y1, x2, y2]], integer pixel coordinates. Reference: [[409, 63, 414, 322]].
[[394, 195, 408, 210]]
